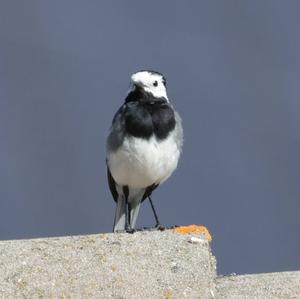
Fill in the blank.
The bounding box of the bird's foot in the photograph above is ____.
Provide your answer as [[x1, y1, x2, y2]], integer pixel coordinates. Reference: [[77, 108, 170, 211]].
[[125, 227, 136, 234], [136, 225, 179, 232], [155, 223, 166, 231], [140, 224, 166, 231], [166, 224, 179, 229]]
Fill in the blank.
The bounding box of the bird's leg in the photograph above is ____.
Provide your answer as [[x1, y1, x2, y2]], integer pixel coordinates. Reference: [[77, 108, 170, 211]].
[[126, 203, 136, 233], [123, 186, 135, 233], [148, 196, 165, 231], [125, 199, 135, 233], [124, 196, 130, 230]]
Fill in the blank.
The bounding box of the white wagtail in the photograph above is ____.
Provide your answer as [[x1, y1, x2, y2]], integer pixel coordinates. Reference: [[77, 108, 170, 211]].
[[106, 70, 183, 232]]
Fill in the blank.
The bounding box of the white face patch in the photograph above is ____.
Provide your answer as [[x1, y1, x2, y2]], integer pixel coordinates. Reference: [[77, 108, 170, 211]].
[[131, 71, 168, 100]]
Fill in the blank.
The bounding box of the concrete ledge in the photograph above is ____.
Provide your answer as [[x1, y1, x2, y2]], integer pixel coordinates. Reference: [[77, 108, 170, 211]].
[[1, 229, 300, 298], [216, 271, 300, 299], [0, 230, 216, 298]]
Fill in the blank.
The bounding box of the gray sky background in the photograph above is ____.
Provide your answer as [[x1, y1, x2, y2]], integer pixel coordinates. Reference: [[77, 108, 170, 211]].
[[1, 1, 300, 275]]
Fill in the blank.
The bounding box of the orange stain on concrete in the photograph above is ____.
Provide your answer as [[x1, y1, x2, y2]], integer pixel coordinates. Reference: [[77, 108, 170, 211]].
[[174, 225, 212, 241]]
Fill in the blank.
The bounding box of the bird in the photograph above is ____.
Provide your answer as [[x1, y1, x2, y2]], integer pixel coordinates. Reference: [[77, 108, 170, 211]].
[[106, 70, 183, 232]]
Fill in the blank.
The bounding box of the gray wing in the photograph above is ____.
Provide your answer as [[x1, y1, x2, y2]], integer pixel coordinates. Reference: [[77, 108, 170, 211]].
[[106, 104, 126, 153], [106, 104, 126, 202], [106, 105, 126, 229], [106, 104, 145, 231], [174, 111, 184, 152], [107, 165, 118, 202]]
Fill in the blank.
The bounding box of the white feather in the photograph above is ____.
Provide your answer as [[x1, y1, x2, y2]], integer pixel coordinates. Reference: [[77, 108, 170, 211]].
[[107, 129, 180, 189]]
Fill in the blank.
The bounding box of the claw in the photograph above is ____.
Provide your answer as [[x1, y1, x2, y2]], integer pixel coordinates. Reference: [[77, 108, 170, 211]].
[[125, 227, 136, 234], [155, 224, 165, 231]]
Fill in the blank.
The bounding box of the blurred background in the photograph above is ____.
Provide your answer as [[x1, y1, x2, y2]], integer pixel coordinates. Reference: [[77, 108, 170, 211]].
[[1, 1, 300, 275]]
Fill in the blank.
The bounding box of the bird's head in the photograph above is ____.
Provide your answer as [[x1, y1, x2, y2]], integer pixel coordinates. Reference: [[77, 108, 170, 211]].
[[130, 70, 168, 101]]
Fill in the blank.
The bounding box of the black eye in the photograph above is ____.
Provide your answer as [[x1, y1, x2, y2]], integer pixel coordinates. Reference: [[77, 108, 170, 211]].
[[153, 81, 158, 87]]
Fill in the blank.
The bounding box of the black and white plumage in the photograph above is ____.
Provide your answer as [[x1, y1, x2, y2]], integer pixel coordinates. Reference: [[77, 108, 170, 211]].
[[106, 70, 183, 232]]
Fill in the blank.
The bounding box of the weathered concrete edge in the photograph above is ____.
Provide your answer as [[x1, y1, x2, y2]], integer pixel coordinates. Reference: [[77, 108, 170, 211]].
[[0, 230, 217, 298], [1, 231, 300, 298], [215, 271, 300, 299]]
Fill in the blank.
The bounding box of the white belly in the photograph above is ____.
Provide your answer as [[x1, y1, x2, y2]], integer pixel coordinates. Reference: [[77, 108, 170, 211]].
[[107, 132, 180, 188]]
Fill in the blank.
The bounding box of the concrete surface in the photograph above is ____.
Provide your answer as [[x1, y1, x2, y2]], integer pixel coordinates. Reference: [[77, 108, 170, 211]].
[[216, 271, 300, 299], [1, 230, 300, 299], [0, 230, 216, 298]]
